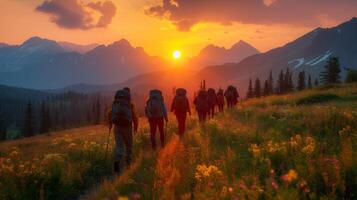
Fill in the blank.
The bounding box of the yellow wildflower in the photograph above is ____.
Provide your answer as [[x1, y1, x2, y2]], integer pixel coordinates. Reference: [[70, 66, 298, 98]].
[[281, 169, 298, 183]]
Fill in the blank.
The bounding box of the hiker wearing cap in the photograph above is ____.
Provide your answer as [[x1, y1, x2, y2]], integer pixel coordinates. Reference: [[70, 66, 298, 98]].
[[171, 88, 191, 136], [145, 89, 168, 150], [111, 88, 138, 174]]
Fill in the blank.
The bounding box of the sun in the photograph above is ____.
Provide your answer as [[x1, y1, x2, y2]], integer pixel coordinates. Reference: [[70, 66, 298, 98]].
[[172, 50, 182, 59]]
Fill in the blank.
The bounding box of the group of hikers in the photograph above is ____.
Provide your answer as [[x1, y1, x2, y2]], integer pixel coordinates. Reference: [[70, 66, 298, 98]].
[[108, 86, 239, 174]]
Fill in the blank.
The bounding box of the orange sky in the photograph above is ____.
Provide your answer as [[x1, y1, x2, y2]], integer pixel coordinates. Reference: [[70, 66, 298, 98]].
[[0, 0, 355, 59]]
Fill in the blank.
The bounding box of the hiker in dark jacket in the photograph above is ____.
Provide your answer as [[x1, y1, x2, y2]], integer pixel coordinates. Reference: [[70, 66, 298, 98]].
[[171, 88, 191, 136], [217, 88, 225, 112], [207, 88, 217, 118], [145, 90, 168, 150], [225, 86, 239, 108], [111, 88, 138, 174], [194, 90, 209, 123]]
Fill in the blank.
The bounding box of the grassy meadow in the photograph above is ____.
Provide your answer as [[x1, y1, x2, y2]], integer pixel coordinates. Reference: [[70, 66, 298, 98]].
[[1, 84, 357, 200]]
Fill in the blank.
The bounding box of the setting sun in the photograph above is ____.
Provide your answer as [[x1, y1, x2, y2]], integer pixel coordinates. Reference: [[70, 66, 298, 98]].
[[172, 50, 182, 59]]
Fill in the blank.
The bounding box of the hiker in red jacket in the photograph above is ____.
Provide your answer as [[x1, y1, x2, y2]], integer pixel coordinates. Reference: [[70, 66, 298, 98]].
[[145, 89, 168, 150], [171, 88, 191, 136], [217, 88, 225, 112]]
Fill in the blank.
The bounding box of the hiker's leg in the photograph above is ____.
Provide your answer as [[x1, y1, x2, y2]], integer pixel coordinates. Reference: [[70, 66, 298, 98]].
[[158, 117, 165, 147], [182, 114, 187, 134], [149, 118, 157, 150], [114, 126, 125, 174], [122, 126, 133, 166]]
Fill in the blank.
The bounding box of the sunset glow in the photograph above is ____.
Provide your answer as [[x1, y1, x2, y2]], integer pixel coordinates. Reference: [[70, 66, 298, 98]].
[[172, 50, 182, 60]]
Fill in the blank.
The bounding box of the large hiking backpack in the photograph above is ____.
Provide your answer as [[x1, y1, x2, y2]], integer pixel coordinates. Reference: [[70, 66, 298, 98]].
[[146, 90, 165, 118], [195, 90, 209, 111], [112, 90, 132, 126], [174, 88, 188, 113], [207, 88, 217, 106]]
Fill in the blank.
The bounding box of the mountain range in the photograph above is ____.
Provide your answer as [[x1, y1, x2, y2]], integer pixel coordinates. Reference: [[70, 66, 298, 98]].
[[0, 36, 258, 89]]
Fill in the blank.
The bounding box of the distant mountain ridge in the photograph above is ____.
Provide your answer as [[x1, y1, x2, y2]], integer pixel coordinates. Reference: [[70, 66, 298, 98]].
[[189, 40, 260, 68], [58, 41, 99, 54], [0, 37, 166, 89], [0, 36, 258, 89], [196, 17, 357, 94]]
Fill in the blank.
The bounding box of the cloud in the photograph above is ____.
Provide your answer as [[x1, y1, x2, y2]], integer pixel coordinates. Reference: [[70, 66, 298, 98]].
[[36, 0, 117, 30], [146, 0, 357, 31]]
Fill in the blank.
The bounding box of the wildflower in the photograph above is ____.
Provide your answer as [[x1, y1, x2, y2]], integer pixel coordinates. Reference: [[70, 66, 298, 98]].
[[228, 187, 233, 192], [249, 144, 261, 157], [281, 169, 298, 183], [271, 181, 279, 189], [302, 136, 315, 154], [68, 143, 76, 148], [9, 150, 19, 158]]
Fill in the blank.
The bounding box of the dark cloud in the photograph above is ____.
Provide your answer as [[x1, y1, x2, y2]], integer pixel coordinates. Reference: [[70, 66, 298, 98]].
[[146, 0, 357, 31], [36, 0, 116, 30]]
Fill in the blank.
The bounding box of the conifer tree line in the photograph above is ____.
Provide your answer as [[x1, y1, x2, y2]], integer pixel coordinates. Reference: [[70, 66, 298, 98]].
[[0, 92, 112, 140], [246, 56, 356, 99]]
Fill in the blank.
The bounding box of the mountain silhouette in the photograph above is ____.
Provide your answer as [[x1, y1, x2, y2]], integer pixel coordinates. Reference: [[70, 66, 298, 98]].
[[189, 40, 260, 68], [196, 17, 357, 93], [0, 37, 166, 89], [58, 41, 99, 54]]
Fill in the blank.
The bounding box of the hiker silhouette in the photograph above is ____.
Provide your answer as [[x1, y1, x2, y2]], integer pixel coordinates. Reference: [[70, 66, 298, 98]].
[[217, 88, 225, 112], [194, 89, 209, 123], [145, 89, 168, 150], [225, 85, 239, 108], [171, 88, 191, 136], [111, 88, 138, 175], [207, 88, 217, 118]]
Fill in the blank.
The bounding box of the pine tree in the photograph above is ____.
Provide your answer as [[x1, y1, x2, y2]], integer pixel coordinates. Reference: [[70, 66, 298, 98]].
[[247, 78, 254, 99], [308, 74, 312, 89], [345, 70, 357, 83], [95, 99, 101, 124], [24, 101, 34, 137], [284, 68, 294, 92], [314, 78, 319, 87], [263, 80, 269, 96], [40, 102, 47, 134], [254, 78, 261, 98], [0, 104, 6, 141], [319, 56, 341, 85], [277, 70, 285, 94], [268, 70, 274, 95], [297, 71, 306, 91]]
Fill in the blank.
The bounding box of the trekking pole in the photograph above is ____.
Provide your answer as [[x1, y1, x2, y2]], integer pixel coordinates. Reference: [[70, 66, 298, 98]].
[[104, 126, 112, 161]]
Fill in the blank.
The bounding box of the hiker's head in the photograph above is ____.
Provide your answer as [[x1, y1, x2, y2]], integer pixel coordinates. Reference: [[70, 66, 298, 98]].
[[115, 90, 130, 102]]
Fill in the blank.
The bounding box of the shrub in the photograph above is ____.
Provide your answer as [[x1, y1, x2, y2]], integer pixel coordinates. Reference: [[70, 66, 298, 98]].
[[296, 93, 340, 105]]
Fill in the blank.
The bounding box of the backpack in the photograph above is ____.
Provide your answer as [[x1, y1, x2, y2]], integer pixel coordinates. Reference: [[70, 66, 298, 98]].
[[207, 88, 217, 106], [174, 88, 188, 113], [146, 90, 165, 118], [112, 90, 132, 126], [195, 90, 208, 111]]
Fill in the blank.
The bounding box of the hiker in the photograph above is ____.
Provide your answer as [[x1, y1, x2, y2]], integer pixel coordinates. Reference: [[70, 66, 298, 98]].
[[217, 88, 225, 112], [145, 89, 168, 150], [207, 88, 217, 118], [225, 85, 239, 108], [171, 88, 191, 136], [194, 90, 209, 123], [111, 88, 138, 174]]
